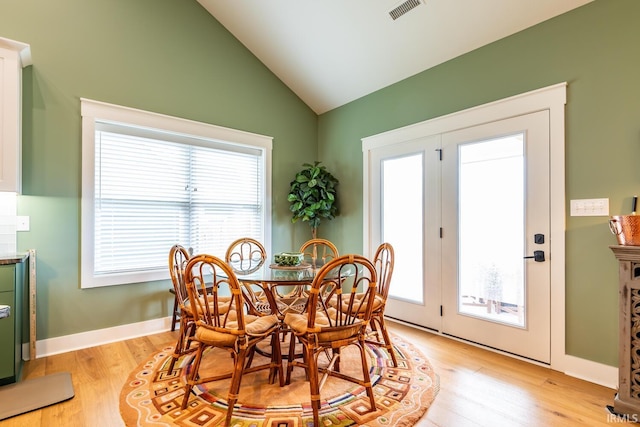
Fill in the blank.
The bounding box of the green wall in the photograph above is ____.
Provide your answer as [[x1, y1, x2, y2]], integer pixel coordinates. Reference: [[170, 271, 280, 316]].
[[0, 0, 318, 339], [319, 0, 638, 366]]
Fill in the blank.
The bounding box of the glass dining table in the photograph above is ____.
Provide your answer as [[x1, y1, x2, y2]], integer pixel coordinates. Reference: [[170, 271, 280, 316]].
[[229, 262, 323, 318], [226, 258, 359, 361], [221, 261, 326, 361]]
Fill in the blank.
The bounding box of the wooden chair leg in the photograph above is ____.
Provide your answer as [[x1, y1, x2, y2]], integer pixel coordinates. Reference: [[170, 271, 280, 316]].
[[168, 316, 197, 373], [333, 347, 341, 372], [181, 344, 206, 409], [285, 332, 297, 385], [245, 346, 256, 370], [171, 295, 179, 332], [185, 321, 196, 350], [269, 332, 285, 386], [357, 338, 377, 413], [225, 349, 249, 426], [366, 314, 398, 368], [377, 316, 398, 367], [167, 331, 184, 373], [306, 345, 321, 427], [369, 319, 382, 342]]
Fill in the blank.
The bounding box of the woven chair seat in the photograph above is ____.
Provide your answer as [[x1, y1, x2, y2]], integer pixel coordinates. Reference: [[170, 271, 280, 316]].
[[328, 293, 385, 314], [183, 296, 232, 315], [195, 314, 280, 346], [284, 308, 363, 343]]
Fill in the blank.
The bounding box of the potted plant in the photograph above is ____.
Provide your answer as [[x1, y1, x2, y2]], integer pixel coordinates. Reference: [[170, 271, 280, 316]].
[[287, 161, 339, 239]]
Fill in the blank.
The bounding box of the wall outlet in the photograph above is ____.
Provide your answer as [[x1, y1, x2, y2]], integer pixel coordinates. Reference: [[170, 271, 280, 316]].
[[570, 198, 609, 216], [16, 216, 29, 231]]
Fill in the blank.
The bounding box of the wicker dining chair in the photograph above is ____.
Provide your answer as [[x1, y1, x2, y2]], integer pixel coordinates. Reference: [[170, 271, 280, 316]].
[[167, 244, 197, 373], [169, 246, 193, 332], [283, 254, 378, 427], [181, 254, 284, 424], [225, 237, 274, 316], [225, 237, 267, 274], [365, 242, 398, 366], [328, 243, 398, 367], [299, 238, 339, 269]]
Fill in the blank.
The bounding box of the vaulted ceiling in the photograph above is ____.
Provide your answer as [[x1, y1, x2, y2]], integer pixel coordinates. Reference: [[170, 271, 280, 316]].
[[198, 0, 593, 114]]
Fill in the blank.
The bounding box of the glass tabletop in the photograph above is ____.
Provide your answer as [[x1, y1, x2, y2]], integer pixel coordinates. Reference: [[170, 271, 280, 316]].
[[232, 262, 321, 284]]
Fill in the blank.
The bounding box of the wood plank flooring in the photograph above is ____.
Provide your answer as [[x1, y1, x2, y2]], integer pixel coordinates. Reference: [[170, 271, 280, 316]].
[[0, 320, 628, 426]]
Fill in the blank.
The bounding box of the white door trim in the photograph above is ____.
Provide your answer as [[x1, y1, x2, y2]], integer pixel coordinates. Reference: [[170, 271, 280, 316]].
[[362, 82, 567, 370]]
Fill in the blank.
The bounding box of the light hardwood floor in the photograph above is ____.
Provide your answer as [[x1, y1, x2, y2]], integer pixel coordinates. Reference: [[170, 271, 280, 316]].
[[0, 320, 628, 426]]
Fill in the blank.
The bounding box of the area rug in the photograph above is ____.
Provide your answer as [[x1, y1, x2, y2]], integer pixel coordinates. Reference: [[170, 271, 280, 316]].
[[119, 333, 439, 426]]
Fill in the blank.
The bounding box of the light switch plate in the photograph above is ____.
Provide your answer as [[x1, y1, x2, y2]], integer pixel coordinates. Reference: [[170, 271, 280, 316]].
[[570, 198, 609, 216], [16, 215, 30, 231]]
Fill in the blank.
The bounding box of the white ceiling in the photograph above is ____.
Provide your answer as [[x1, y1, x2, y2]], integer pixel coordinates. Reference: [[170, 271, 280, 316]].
[[198, 0, 593, 114]]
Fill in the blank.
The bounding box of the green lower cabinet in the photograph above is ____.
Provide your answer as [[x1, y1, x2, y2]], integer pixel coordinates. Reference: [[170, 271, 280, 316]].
[[0, 290, 15, 382], [0, 261, 26, 385]]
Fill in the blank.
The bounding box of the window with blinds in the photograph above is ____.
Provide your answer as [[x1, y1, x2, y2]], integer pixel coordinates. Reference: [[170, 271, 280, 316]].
[[80, 99, 272, 288]]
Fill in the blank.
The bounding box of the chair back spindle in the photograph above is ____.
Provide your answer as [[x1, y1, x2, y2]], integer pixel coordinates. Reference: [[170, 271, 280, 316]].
[[374, 242, 395, 300], [299, 238, 339, 268], [169, 245, 191, 306], [225, 237, 267, 274]]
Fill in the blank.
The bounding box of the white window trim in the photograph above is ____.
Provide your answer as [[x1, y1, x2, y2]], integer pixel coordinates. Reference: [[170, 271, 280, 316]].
[[80, 98, 273, 288]]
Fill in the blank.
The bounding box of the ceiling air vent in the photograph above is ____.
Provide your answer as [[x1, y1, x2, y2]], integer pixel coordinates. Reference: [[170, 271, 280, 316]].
[[388, 0, 424, 21]]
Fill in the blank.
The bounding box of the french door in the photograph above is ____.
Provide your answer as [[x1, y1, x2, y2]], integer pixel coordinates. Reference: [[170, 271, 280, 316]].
[[441, 111, 550, 363], [368, 135, 442, 329], [366, 110, 551, 363]]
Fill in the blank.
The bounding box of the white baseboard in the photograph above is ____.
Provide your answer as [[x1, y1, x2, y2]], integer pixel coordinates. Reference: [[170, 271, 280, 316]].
[[386, 317, 618, 390], [29, 316, 173, 359], [562, 354, 618, 390]]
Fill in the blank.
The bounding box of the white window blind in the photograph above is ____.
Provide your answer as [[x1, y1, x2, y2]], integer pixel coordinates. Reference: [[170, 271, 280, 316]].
[[81, 99, 272, 288]]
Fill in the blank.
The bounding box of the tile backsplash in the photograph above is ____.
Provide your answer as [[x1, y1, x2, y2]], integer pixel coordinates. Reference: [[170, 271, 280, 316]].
[[0, 192, 17, 255]]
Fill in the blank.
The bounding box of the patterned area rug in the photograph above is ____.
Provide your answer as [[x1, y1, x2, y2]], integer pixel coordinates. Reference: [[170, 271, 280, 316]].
[[119, 333, 439, 426]]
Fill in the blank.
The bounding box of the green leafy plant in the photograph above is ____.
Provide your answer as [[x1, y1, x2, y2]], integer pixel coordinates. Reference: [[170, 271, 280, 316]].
[[287, 161, 339, 238]]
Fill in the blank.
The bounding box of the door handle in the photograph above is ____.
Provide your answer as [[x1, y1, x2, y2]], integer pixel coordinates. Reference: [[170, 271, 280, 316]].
[[524, 250, 545, 262]]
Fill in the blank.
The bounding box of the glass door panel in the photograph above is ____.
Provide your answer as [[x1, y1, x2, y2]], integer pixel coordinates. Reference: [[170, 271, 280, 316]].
[[383, 154, 423, 303], [458, 134, 525, 327]]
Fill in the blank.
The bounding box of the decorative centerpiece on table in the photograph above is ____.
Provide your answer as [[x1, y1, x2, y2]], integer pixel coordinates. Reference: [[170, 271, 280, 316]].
[[287, 161, 339, 239], [274, 252, 304, 266], [271, 252, 309, 279]]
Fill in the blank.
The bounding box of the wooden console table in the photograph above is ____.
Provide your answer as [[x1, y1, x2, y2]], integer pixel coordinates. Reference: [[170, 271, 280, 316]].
[[610, 245, 640, 418]]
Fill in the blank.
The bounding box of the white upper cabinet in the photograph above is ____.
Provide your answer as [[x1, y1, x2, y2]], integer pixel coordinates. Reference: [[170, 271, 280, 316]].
[[0, 37, 31, 193]]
